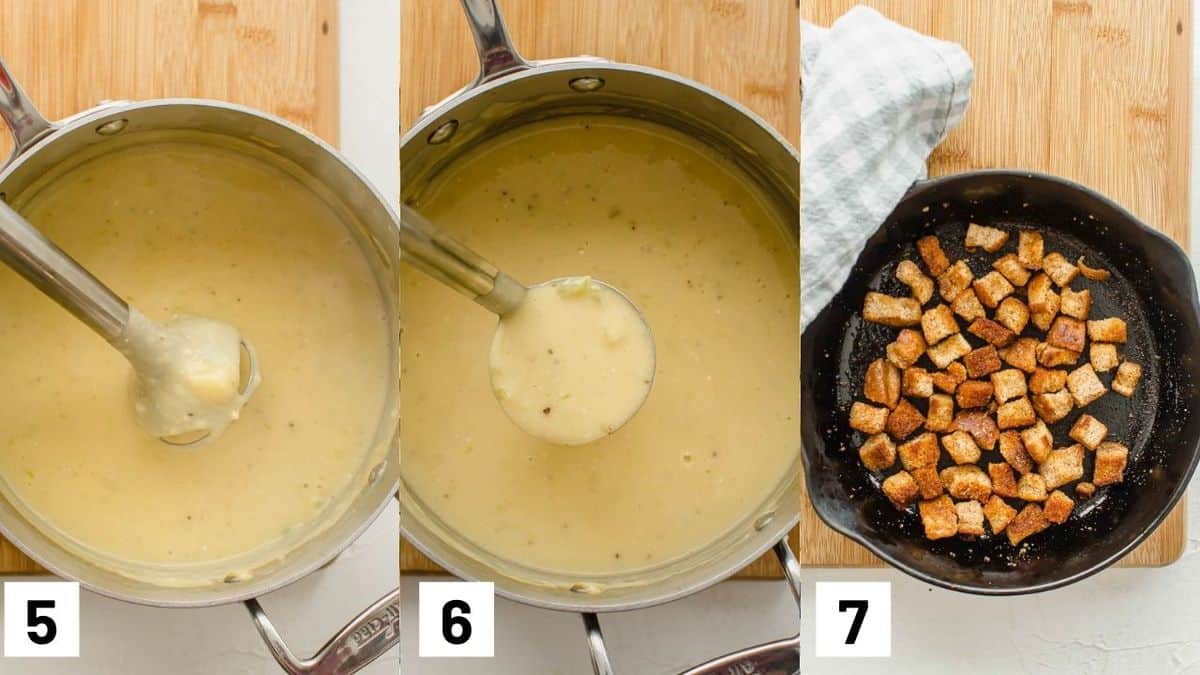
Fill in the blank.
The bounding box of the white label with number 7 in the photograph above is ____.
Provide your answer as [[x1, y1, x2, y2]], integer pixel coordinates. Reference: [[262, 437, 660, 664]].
[[814, 581, 891, 657], [418, 581, 495, 658]]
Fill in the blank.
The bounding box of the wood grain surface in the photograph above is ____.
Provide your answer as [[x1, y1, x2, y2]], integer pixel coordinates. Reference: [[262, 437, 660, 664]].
[[0, 0, 338, 574], [400, 0, 801, 579], [802, 0, 1191, 567]]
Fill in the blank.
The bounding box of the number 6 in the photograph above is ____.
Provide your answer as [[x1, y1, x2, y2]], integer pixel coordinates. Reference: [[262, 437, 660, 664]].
[[442, 600, 472, 645]]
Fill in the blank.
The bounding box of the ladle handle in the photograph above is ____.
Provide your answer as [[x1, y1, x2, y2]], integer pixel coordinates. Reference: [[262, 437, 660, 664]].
[[0, 200, 129, 341], [460, 0, 531, 83], [0, 56, 55, 166], [399, 202, 526, 315]]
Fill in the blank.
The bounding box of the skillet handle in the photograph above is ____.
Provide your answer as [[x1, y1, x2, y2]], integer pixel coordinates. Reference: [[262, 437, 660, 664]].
[[459, 0, 532, 84], [0, 56, 55, 168], [245, 588, 399, 675]]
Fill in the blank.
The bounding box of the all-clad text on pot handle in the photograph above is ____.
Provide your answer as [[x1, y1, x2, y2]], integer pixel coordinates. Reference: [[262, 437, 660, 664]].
[[581, 612, 616, 675], [245, 588, 399, 675], [0, 56, 55, 168], [459, 0, 532, 84]]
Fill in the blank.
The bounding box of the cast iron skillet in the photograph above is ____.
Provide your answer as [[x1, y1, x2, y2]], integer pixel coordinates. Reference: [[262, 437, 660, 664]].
[[801, 170, 1200, 594]]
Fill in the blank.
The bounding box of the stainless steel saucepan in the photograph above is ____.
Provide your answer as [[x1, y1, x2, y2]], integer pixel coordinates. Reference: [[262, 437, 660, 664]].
[[400, 1, 800, 672], [0, 59, 400, 674]]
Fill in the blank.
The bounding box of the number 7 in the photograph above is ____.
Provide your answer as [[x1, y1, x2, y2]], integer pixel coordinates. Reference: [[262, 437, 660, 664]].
[[838, 599, 868, 645]]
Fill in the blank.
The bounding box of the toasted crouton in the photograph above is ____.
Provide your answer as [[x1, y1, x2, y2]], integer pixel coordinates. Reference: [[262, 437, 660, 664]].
[[1043, 490, 1075, 524], [1042, 252, 1079, 287], [928, 334, 972, 369], [1047, 316, 1087, 352], [1017, 473, 1049, 502], [1030, 293, 1060, 332], [1007, 504, 1050, 546], [1078, 256, 1111, 281], [886, 329, 927, 369], [1075, 482, 1096, 499], [920, 304, 959, 345], [1037, 342, 1080, 368], [940, 465, 993, 502], [1040, 444, 1085, 490], [1001, 337, 1039, 373], [863, 291, 922, 327], [951, 287, 987, 322], [956, 380, 995, 409], [1060, 288, 1092, 320], [864, 358, 901, 408], [993, 253, 1032, 287], [902, 368, 934, 398], [1112, 361, 1142, 397], [849, 401, 890, 435], [997, 397, 1037, 429], [925, 394, 954, 432], [969, 318, 1016, 347], [989, 462, 1019, 498], [1027, 273, 1056, 312], [952, 411, 1001, 450], [916, 235, 951, 276], [1029, 368, 1067, 394], [938, 260, 974, 302], [942, 430, 981, 465], [895, 260, 935, 305], [1021, 421, 1055, 463], [882, 471, 919, 510], [973, 271, 1015, 309], [1067, 364, 1106, 406], [898, 432, 941, 471], [919, 495, 958, 540], [991, 368, 1028, 403], [999, 431, 1035, 474], [964, 345, 1002, 378], [932, 364, 966, 394], [1069, 414, 1108, 450], [1018, 231, 1044, 269], [912, 466, 944, 499], [886, 399, 926, 440], [858, 434, 897, 472], [995, 297, 1030, 335], [1089, 343, 1120, 373], [965, 223, 1009, 252], [1087, 317, 1128, 343], [1093, 442, 1129, 486], [1032, 389, 1074, 423], [984, 495, 1018, 534], [956, 500, 986, 536]]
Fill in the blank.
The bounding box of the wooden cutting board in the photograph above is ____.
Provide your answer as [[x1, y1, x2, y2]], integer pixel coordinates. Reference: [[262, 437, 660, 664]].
[[400, 0, 801, 579], [801, 0, 1191, 567], [0, 0, 338, 574]]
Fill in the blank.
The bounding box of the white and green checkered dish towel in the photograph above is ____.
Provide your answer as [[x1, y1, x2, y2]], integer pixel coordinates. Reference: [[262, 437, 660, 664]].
[[801, 6, 974, 330]]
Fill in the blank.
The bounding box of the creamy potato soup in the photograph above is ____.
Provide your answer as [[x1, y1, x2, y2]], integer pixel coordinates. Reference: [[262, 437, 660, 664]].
[[401, 116, 798, 575], [0, 140, 391, 584]]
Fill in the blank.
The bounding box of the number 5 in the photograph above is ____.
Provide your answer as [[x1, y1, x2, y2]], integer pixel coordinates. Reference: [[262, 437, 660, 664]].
[[26, 600, 57, 645], [838, 599, 868, 645], [442, 600, 472, 645]]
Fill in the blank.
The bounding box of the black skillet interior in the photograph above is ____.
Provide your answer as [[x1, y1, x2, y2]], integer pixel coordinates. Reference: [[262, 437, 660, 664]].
[[801, 171, 1200, 594]]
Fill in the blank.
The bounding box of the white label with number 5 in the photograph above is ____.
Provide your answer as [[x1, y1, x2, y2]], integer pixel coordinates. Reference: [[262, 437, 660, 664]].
[[814, 581, 890, 657], [3, 581, 80, 658], [418, 581, 494, 658]]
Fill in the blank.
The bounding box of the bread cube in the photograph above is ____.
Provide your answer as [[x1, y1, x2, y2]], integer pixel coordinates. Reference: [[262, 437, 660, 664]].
[[886, 328, 927, 369], [940, 465, 993, 502], [1067, 364, 1106, 406], [995, 297, 1030, 334], [1018, 230, 1044, 269], [1001, 337, 1039, 373], [993, 253, 1032, 287], [964, 345, 1002, 378], [849, 401, 889, 434], [1077, 256, 1111, 281], [951, 287, 987, 322], [956, 500, 986, 537], [858, 434, 897, 472], [999, 431, 1035, 474], [968, 318, 1016, 347], [973, 271, 1015, 309], [1037, 342, 1080, 368], [864, 358, 901, 408], [1069, 414, 1108, 450], [919, 495, 959, 540], [1021, 421, 1054, 463], [916, 235, 951, 276], [928, 334, 972, 369], [989, 462, 1019, 498], [896, 260, 935, 305], [1029, 368, 1067, 394], [938, 260, 974, 302], [1027, 273, 1056, 312], [898, 432, 941, 471], [984, 495, 1018, 535], [882, 471, 919, 510], [997, 397, 1037, 429], [951, 411, 1000, 450], [932, 363, 966, 394], [942, 430, 982, 464], [1047, 316, 1087, 352], [991, 368, 1028, 403], [912, 466, 944, 499], [965, 223, 1010, 252], [902, 367, 934, 398], [864, 291, 922, 327], [1075, 481, 1096, 499], [925, 394, 955, 432], [1017, 473, 1049, 502], [1060, 287, 1092, 320], [1112, 361, 1142, 397], [1040, 444, 1085, 490], [1043, 490, 1075, 524], [1030, 293, 1060, 332], [1093, 441, 1129, 486], [920, 304, 959, 345], [1042, 252, 1079, 287], [1032, 389, 1074, 423], [886, 399, 926, 439], [1087, 317, 1128, 343], [956, 380, 995, 409], [1089, 343, 1120, 373], [1007, 504, 1050, 546]]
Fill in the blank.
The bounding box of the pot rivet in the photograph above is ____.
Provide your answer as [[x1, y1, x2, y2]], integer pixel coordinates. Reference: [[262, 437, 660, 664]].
[[753, 512, 775, 530], [95, 118, 128, 136], [368, 460, 386, 484], [569, 76, 605, 93], [427, 120, 458, 145], [569, 582, 601, 594]]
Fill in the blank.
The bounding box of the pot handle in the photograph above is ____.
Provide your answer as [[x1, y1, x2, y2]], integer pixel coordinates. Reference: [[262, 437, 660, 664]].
[[0, 56, 55, 168], [581, 612, 616, 675], [245, 588, 399, 675], [459, 0, 532, 84]]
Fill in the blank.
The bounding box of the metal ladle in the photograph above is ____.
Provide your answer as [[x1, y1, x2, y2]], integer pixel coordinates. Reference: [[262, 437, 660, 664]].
[[0, 199, 260, 446]]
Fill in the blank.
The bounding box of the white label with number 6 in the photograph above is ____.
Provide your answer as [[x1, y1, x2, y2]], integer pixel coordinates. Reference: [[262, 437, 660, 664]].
[[814, 581, 890, 657], [3, 581, 80, 658], [418, 581, 494, 658]]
